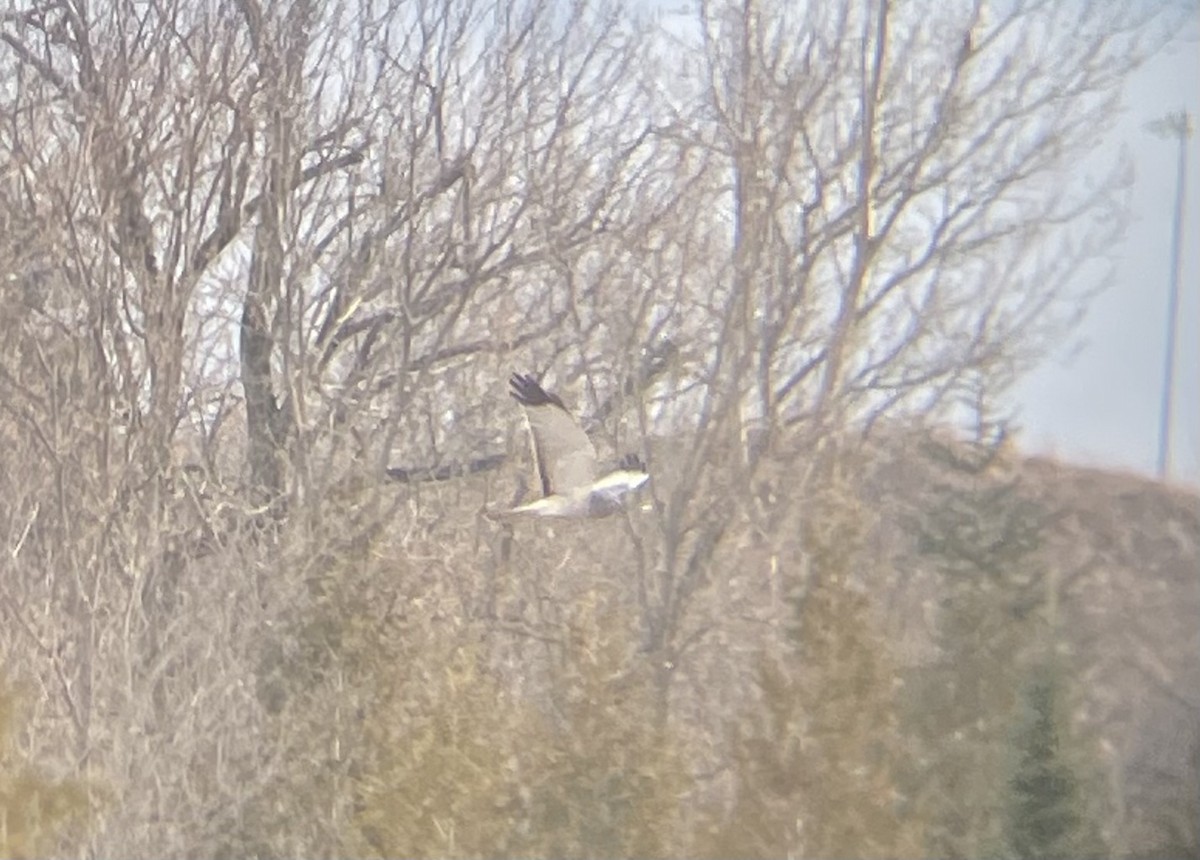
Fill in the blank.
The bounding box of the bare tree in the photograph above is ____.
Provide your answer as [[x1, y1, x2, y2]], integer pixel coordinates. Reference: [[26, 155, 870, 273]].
[[0, 0, 675, 854], [618, 0, 1172, 666], [0, 0, 1188, 855]]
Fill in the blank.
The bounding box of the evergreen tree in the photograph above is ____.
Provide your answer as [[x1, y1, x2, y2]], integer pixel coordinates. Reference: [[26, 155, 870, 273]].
[[340, 600, 686, 859], [697, 475, 924, 859], [902, 429, 1111, 859], [901, 432, 1051, 857], [0, 680, 91, 858], [1004, 661, 1104, 860], [520, 606, 686, 860]]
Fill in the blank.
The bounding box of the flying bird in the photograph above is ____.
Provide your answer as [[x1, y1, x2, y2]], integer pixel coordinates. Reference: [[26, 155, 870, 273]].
[[499, 372, 650, 518]]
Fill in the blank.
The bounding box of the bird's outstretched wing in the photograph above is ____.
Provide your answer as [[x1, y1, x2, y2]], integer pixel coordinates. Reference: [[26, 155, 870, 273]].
[[509, 373, 598, 496]]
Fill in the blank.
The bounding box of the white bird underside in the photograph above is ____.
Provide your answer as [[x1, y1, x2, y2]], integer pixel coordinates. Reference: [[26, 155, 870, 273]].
[[508, 468, 651, 518], [501, 373, 651, 519]]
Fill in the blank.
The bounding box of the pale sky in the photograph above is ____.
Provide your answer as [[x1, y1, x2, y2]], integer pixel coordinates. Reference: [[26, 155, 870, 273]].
[[1012, 19, 1200, 488], [644, 2, 1200, 487]]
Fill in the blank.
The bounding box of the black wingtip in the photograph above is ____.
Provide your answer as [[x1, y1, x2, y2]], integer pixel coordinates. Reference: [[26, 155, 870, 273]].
[[618, 453, 648, 473], [509, 372, 567, 411]]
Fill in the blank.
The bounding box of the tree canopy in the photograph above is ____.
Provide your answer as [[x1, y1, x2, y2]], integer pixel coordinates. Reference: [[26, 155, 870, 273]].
[[0, 0, 1190, 856]]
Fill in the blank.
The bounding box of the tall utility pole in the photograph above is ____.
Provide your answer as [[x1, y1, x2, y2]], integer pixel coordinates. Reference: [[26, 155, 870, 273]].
[[1147, 110, 1193, 480]]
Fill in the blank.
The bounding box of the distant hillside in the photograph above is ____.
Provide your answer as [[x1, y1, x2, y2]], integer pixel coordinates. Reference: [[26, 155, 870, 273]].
[[859, 435, 1199, 858], [1018, 456, 1198, 857]]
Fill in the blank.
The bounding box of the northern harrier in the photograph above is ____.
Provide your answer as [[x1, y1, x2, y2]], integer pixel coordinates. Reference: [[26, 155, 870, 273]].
[[500, 373, 650, 518]]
